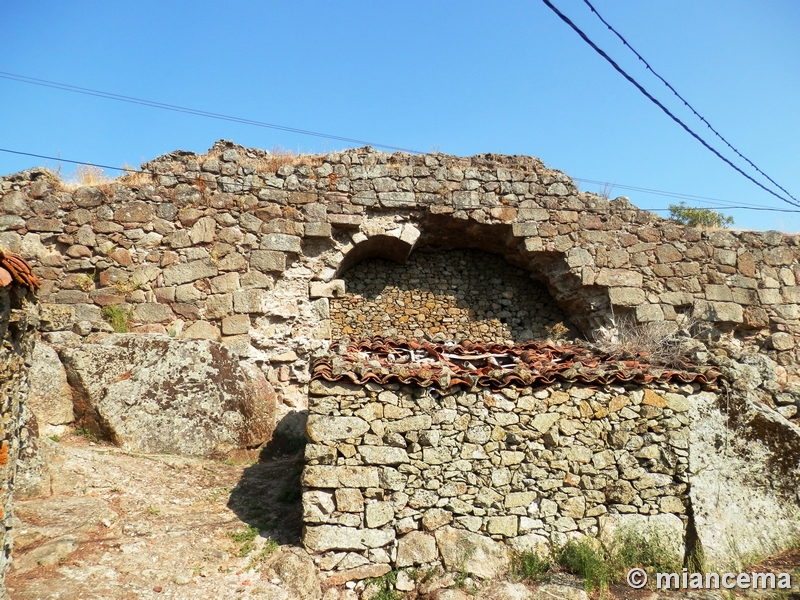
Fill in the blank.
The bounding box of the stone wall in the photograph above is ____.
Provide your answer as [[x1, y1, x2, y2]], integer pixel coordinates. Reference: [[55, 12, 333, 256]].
[[3, 141, 800, 421], [331, 249, 575, 343], [0, 284, 38, 598], [301, 377, 698, 579], [3, 142, 800, 585]]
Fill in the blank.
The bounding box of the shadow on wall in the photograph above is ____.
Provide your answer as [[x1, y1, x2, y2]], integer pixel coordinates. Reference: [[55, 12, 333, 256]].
[[331, 248, 578, 344], [226, 411, 307, 546]]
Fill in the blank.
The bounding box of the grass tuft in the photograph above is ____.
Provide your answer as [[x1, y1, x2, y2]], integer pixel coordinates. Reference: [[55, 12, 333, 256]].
[[510, 549, 552, 582], [593, 313, 698, 368], [247, 538, 278, 570], [556, 539, 612, 593], [365, 570, 402, 600], [228, 525, 260, 557], [102, 304, 132, 333], [74, 427, 99, 443], [611, 526, 682, 575], [551, 528, 683, 593]]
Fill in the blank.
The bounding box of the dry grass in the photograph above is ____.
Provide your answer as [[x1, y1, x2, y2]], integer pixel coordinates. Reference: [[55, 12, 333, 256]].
[[204, 145, 325, 174], [62, 165, 113, 190], [593, 313, 698, 368], [115, 163, 155, 187]]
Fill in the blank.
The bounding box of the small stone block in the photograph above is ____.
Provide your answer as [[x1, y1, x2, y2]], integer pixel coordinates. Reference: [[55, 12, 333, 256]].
[[309, 280, 345, 298], [304, 222, 332, 238], [221, 315, 250, 335]]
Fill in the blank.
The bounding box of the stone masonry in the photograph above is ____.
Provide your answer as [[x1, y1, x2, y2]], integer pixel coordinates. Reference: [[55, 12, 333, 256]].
[[3, 142, 800, 586], [331, 249, 575, 343], [302, 377, 697, 579], [0, 283, 38, 598], [3, 140, 800, 421]]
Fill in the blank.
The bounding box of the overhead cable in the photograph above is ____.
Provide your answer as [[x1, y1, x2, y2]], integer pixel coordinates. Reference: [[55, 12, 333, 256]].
[[3, 146, 800, 215], [0, 148, 138, 174], [540, 0, 800, 209], [0, 71, 425, 155], [571, 177, 784, 211], [581, 0, 797, 204], [643, 206, 800, 215]]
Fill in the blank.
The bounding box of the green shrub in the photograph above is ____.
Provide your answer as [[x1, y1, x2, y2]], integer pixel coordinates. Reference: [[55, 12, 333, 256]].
[[554, 529, 682, 592], [510, 549, 552, 582], [612, 526, 682, 575], [669, 202, 733, 228], [102, 304, 132, 333], [556, 539, 612, 592]]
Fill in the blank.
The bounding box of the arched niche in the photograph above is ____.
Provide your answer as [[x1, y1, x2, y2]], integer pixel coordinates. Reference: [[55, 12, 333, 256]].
[[335, 234, 415, 278], [331, 247, 578, 344], [323, 215, 614, 339]]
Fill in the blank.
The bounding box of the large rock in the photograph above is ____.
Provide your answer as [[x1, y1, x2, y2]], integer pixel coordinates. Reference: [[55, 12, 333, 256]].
[[434, 526, 510, 580], [598, 513, 684, 565], [303, 525, 394, 552], [396, 531, 437, 566], [27, 343, 74, 434], [688, 390, 800, 570], [58, 334, 276, 457], [263, 548, 321, 600]]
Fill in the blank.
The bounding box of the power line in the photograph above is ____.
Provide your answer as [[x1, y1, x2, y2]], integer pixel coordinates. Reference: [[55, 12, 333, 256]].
[[571, 176, 785, 211], [540, 0, 800, 209], [580, 0, 798, 204], [0, 148, 139, 174], [644, 206, 800, 215], [0, 71, 425, 155], [3, 146, 800, 215]]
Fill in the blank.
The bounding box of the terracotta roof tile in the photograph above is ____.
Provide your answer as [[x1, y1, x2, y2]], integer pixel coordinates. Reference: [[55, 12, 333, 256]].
[[312, 337, 720, 390], [0, 250, 40, 291]]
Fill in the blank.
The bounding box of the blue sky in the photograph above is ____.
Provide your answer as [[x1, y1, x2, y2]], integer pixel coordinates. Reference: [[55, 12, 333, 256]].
[[2, 1, 799, 231]]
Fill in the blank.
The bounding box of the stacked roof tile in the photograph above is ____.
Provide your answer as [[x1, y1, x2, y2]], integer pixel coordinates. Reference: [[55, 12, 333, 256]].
[[311, 337, 720, 391]]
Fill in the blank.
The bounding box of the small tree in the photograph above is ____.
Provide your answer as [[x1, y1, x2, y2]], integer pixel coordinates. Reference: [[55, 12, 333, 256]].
[[668, 202, 733, 228]]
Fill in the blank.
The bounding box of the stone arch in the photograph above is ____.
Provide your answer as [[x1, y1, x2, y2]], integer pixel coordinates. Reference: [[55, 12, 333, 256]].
[[325, 215, 613, 340], [334, 232, 418, 278]]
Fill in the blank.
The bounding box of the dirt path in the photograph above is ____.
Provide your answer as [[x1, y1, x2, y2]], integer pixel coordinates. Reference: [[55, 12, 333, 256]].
[[6, 434, 305, 600], [7, 435, 800, 600]]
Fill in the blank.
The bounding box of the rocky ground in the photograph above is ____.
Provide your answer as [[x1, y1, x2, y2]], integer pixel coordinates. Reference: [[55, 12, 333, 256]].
[[6, 434, 307, 600], [6, 434, 800, 600]]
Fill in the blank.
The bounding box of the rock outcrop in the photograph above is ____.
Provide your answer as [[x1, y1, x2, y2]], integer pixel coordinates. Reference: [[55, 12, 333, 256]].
[[59, 334, 276, 457], [689, 386, 800, 570]]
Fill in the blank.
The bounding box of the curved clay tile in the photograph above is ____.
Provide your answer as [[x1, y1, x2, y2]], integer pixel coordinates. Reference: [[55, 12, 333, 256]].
[[312, 337, 720, 391], [0, 250, 40, 291]]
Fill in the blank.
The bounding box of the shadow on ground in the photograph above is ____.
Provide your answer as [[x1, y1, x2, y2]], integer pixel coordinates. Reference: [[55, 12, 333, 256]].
[[226, 411, 308, 546]]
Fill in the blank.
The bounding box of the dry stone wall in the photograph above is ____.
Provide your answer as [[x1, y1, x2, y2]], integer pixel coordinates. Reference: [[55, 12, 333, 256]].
[[0, 284, 38, 597], [3, 140, 800, 421], [331, 249, 575, 343], [302, 378, 695, 578]]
